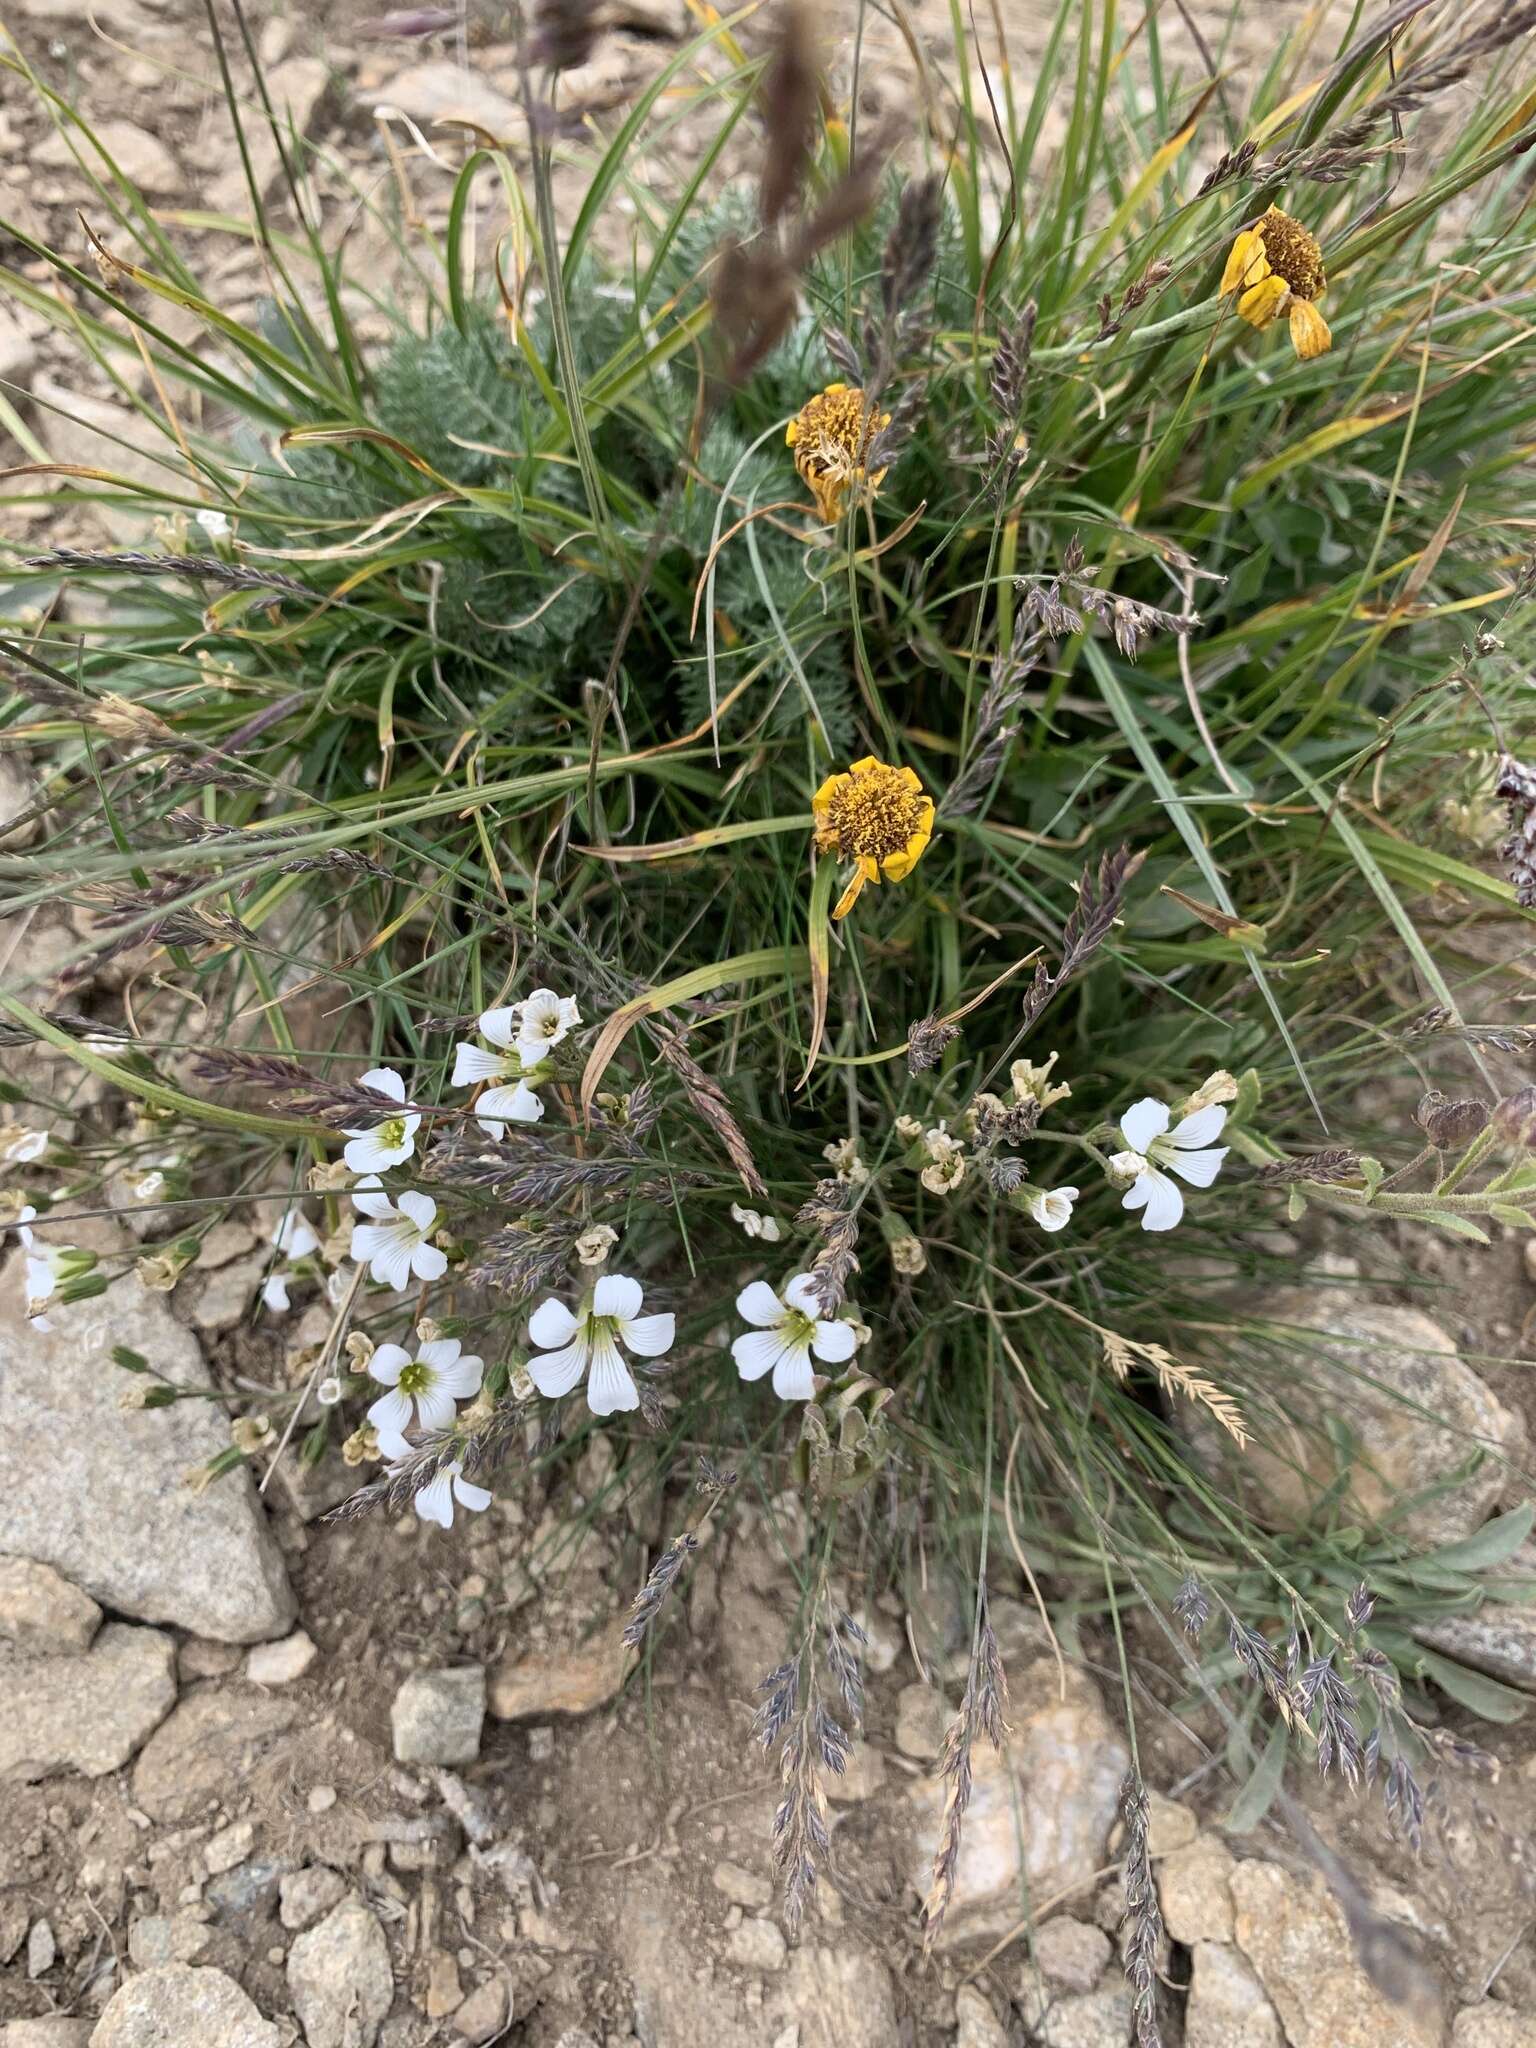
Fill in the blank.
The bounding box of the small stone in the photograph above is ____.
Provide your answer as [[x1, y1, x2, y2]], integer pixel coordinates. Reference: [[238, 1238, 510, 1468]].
[[35, 119, 182, 194], [279, 1867, 348, 1933], [712, 1862, 773, 1911], [132, 1691, 300, 1823], [1453, 2007, 1536, 2048], [1157, 1835, 1238, 1945], [773, 1944, 897, 2048], [1018, 1967, 1136, 2048], [89, 1964, 280, 2046], [893, 1681, 947, 1760], [209, 57, 331, 211], [0, 1623, 176, 1780], [452, 1978, 509, 2044], [527, 1725, 554, 1763], [180, 1639, 244, 1680], [1145, 1789, 1198, 1855], [1413, 1606, 1536, 1693], [246, 1630, 319, 1687], [125, 1914, 210, 1968], [0, 1555, 101, 1654], [26, 1918, 55, 1977], [488, 1639, 630, 1721], [826, 1738, 885, 1804], [308, 1783, 338, 1814], [424, 1949, 464, 2018], [1033, 1916, 1111, 1993], [205, 1820, 255, 1875], [198, 1221, 259, 1269], [955, 1984, 1009, 2048], [392, 1666, 486, 1766], [1185, 1941, 1285, 2048], [287, 1896, 394, 2048], [371, 60, 523, 140], [3, 2020, 94, 2046], [726, 1919, 787, 1972], [190, 1256, 267, 1334]]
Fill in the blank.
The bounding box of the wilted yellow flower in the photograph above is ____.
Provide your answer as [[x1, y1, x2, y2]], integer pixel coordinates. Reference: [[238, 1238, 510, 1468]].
[[1179, 1070, 1239, 1118], [342, 1424, 378, 1467], [812, 755, 935, 920], [786, 382, 891, 524], [890, 1234, 927, 1277], [1011, 1051, 1072, 1113], [1220, 208, 1332, 360], [575, 1223, 619, 1267]]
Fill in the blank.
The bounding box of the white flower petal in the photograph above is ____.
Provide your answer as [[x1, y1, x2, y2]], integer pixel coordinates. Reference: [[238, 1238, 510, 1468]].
[[343, 1131, 396, 1175], [417, 1338, 462, 1372], [413, 1383, 459, 1434], [586, 1333, 639, 1416], [810, 1318, 857, 1365], [397, 1190, 438, 1231], [437, 1352, 483, 1399], [1171, 1102, 1228, 1149], [733, 1329, 790, 1382], [593, 1273, 643, 1322], [478, 1006, 521, 1050], [414, 1469, 456, 1527], [413, 1242, 449, 1283], [1168, 1145, 1227, 1190], [1130, 1168, 1184, 1231], [476, 1082, 543, 1127], [527, 1336, 588, 1398], [368, 1343, 411, 1386], [261, 1273, 291, 1313], [528, 1297, 578, 1349], [273, 1210, 319, 1257], [772, 1345, 816, 1401], [360, 1066, 406, 1104], [367, 1386, 413, 1439], [451, 1472, 493, 1514], [453, 1042, 510, 1086], [1119, 1097, 1171, 1156], [350, 1191, 396, 1222], [736, 1280, 785, 1329], [781, 1273, 821, 1317], [620, 1313, 674, 1359]]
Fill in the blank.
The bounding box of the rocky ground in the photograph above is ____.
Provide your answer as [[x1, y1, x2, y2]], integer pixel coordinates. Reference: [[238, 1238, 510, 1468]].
[[5, 0, 1536, 2043]]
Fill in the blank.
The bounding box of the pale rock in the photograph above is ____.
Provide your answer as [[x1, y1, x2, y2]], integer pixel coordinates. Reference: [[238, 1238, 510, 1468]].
[[89, 1963, 280, 2047], [27, 1920, 55, 1977], [190, 1256, 267, 1334], [0, 1255, 294, 1642], [35, 120, 180, 194], [198, 1220, 259, 1268], [3, 2022, 94, 2046], [712, 1861, 773, 1910], [424, 1949, 464, 2017], [132, 1690, 301, 1823], [727, 1918, 787, 1972], [774, 1944, 898, 2048], [910, 1658, 1128, 1947], [274, 1443, 358, 1523], [451, 1979, 509, 2043], [1018, 1968, 1135, 2048], [1182, 1293, 1523, 1548], [0, 1622, 175, 1780], [247, 1629, 318, 1687], [1185, 1941, 1286, 2048], [126, 1914, 211, 1968], [488, 1638, 629, 1720], [287, 1896, 393, 2048], [0, 1554, 101, 1655], [606, 0, 684, 32], [955, 1984, 1010, 2048], [1034, 1916, 1112, 1993], [279, 1866, 348, 1932], [1413, 1606, 1536, 1692], [371, 60, 523, 140], [180, 1639, 243, 1681], [1157, 1835, 1238, 1945], [209, 58, 332, 212], [31, 377, 169, 545], [893, 1680, 948, 1759], [827, 1738, 885, 1804], [392, 1665, 485, 1765], [1145, 1790, 1198, 1855], [1231, 1860, 1444, 2048], [205, 1820, 255, 1875], [1453, 2007, 1536, 2047]]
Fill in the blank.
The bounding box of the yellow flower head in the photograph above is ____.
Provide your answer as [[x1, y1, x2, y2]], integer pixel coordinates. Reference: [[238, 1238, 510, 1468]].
[[812, 755, 935, 919], [1220, 207, 1332, 360], [786, 382, 892, 524]]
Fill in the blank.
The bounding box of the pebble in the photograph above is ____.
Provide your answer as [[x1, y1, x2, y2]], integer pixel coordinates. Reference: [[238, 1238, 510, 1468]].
[[893, 1680, 948, 1760], [26, 1918, 55, 1978], [279, 1867, 348, 1933], [452, 1978, 510, 2043], [1157, 1834, 1238, 1945], [392, 1666, 486, 1767], [246, 1629, 319, 1687], [955, 1984, 1010, 2048], [1033, 1915, 1112, 1994], [725, 1919, 787, 1972], [125, 1913, 210, 1968], [488, 1638, 630, 1721], [827, 1739, 886, 1804], [287, 1896, 394, 2048], [308, 1784, 338, 1813], [204, 1820, 255, 1875], [1185, 1940, 1285, 2048], [711, 1861, 773, 1911], [0, 1622, 176, 1781], [424, 1949, 464, 2018], [89, 1965, 280, 2045], [0, 1555, 101, 1655], [1453, 2008, 1536, 2047]]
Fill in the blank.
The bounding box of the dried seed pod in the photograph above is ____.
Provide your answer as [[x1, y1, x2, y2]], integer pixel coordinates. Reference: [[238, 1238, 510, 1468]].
[[1414, 1091, 1489, 1151]]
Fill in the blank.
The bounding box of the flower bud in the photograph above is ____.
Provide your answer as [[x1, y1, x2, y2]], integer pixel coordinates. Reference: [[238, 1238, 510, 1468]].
[[1494, 1087, 1536, 1152], [1104, 1150, 1146, 1192], [1414, 1091, 1489, 1151]]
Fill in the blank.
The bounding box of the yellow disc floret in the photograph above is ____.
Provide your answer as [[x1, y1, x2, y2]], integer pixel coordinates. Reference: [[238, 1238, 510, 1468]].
[[786, 382, 892, 525], [812, 755, 935, 919], [1219, 207, 1333, 360]]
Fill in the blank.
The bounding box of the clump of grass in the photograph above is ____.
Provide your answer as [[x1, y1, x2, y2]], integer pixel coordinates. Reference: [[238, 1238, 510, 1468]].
[[4, 0, 1536, 1951]]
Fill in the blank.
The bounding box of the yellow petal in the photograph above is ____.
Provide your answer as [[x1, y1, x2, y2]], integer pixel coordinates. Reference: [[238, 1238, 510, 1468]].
[[1288, 297, 1332, 359], [785, 419, 800, 446], [848, 756, 880, 777], [1219, 229, 1268, 296], [812, 773, 848, 811], [1237, 275, 1289, 330], [825, 381, 847, 394], [897, 765, 922, 792], [807, 475, 848, 523], [832, 864, 872, 920]]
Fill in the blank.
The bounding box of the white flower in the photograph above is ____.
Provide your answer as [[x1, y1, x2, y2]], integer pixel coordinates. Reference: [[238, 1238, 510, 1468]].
[[1116, 1097, 1228, 1232], [317, 1375, 344, 1407], [1011, 1051, 1072, 1112], [730, 1202, 783, 1243], [1028, 1185, 1080, 1233], [350, 1189, 448, 1291], [412, 1458, 492, 1529], [273, 1207, 320, 1260], [127, 1169, 166, 1204], [451, 1009, 550, 1135], [526, 1274, 674, 1416], [262, 1271, 294, 1314], [195, 507, 231, 539], [574, 1223, 618, 1267], [822, 1137, 868, 1185], [342, 1068, 420, 1175], [920, 1126, 967, 1195], [513, 987, 581, 1065], [0, 1126, 47, 1166], [366, 1337, 483, 1458], [731, 1272, 857, 1402]]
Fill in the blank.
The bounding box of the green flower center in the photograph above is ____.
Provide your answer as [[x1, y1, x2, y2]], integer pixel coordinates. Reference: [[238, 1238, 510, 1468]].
[[587, 1312, 619, 1346], [782, 1306, 817, 1345], [398, 1360, 432, 1395], [378, 1116, 407, 1151]]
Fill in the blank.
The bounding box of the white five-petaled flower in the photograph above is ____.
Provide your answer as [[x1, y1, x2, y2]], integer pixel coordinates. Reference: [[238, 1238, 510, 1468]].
[[451, 1006, 560, 1136], [196, 507, 231, 539], [342, 1068, 420, 1175], [350, 1189, 448, 1291], [1116, 1097, 1228, 1232], [1028, 1185, 1080, 1233], [513, 988, 581, 1064], [262, 1208, 321, 1315], [365, 1337, 484, 1459], [730, 1202, 783, 1243], [15, 1206, 81, 1328], [411, 1458, 492, 1529], [526, 1274, 674, 1416], [732, 1272, 857, 1403], [0, 1126, 47, 1166]]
